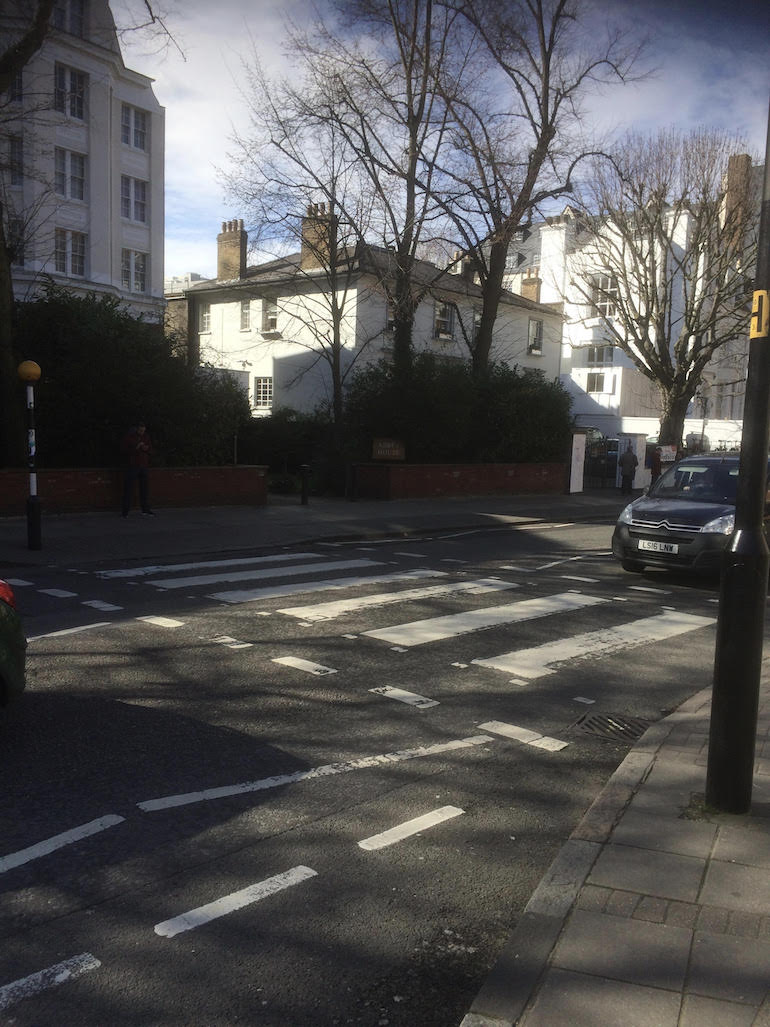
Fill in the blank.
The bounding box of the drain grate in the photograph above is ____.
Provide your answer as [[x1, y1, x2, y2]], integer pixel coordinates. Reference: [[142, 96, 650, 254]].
[[573, 713, 651, 742]]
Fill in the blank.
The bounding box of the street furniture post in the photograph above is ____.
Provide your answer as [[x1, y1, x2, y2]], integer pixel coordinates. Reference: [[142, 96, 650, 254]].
[[706, 101, 770, 813], [17, 360, 42, 551]]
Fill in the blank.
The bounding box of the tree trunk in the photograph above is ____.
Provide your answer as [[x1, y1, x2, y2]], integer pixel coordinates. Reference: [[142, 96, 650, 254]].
[[472, 237, 508, 376], [0, 214, 25, 467], [658, 389, 692, 450]]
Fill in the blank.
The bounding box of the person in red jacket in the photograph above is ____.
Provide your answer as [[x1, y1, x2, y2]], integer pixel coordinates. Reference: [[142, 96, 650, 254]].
[[121, 420, 155, 516]]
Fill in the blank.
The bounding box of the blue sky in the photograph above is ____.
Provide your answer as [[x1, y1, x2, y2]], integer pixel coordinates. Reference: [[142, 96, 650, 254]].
[[120, 0, 770, 281]]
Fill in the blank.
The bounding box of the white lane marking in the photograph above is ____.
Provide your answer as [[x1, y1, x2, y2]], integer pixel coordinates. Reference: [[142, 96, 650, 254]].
[[535, 557, 582, 570], [0, 815, 125, 875], [520, 522, 572, 531], [561, 575, 599, 583], [629, 585, 672, 595], [38, 588, 78, 598], [272, 656, 337, 676], [28, 622, 111, 641], [138, 735, 494, 812], [82, 600, 123, 611], [6, 578, 33, 587], [0, 953, 101, 1012], [151, 559, 383, 590], [479, 720, 569, 751], [573, 696, 596, 705], [498, 565, 528, 572], [363, 592, 607, 647], [208, 635, 253, 650], [138, 615, 185, 628], [472, 612, 715, 680], [370, 686, 438, 708], [393, 551, 427, 558], [358, 806, 464, 851], [96, 553, 325, 579], [155, 866, 317, 938], [210, 569, 446, 605], [279, 578, 519, 622]]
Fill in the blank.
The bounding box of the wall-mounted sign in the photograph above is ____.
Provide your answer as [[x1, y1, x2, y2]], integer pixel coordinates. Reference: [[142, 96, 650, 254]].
[[372, 438, 405, 461]]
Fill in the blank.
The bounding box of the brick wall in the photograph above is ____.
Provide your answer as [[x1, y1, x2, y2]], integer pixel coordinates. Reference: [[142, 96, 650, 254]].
[[0, 466, 268, 515], [352, 462, 567, 500]]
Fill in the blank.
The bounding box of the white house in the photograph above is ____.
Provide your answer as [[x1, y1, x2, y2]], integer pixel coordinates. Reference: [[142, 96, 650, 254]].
[[167, 211, 564, 416], [504, 156, 760, 454], [1, 0, 165, 318]]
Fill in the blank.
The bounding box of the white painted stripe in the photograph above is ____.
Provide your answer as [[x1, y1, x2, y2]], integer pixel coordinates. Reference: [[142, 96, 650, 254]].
[[82, 600, 123, 611], [138, 615, 185, 628], [629, 585, 672, 595], [363, 592, 608, 647], [561, 575, 599, 583], [138, 735, 494, 812], [0, 953, 101, 1012], [472, 612, 715, 680], [573, 696, 595, 704], [498, 565, 528, 572], [370, 686, 439, 708], [155, 866, 317, 938], [209, 635, 253, 649], [39, 588, 77, 598], [358, 806, 464, 851], [479, 721, 568, 751], [151, 559, 383, 590], [393, 551, 427, 558], [96, 553, 325, 579], [6, 578, 33, 587], [272, 656, 337, 675], [28, 622, 111, 641], [210, 568, 445, 605], [0, 815, 125, 874], [278, 578, 519, 622]]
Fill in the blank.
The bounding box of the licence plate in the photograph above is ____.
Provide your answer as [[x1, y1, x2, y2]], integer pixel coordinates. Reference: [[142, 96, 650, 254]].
[[638, 539, 678, 554]]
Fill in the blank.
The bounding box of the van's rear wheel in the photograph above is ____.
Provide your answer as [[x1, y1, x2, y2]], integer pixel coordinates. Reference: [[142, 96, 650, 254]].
[[621, 559, 644, 573]]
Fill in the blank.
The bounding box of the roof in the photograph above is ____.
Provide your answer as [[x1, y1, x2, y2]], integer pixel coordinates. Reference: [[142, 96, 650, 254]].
[[182, 243, 561, 316]]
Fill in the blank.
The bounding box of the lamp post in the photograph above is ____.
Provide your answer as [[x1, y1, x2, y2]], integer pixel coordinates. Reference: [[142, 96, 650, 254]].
[[17, 360, 41, 551]]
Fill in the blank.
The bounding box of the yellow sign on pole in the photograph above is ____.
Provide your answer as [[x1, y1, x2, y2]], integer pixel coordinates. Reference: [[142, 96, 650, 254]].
[[750, 290, 770, 339]]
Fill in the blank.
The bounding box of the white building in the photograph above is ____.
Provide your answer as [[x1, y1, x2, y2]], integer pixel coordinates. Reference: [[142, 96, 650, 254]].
[[504, 157, 759, 454], [1, 0, 165, 318], [167, 212, 563, 416]]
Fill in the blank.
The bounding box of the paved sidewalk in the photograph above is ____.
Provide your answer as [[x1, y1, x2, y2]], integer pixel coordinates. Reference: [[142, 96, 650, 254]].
[[461, 667, 770, 1027], [0, 490, 625, 571]]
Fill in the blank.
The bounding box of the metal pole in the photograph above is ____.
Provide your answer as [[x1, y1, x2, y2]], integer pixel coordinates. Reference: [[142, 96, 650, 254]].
[[706, 100, 770, 813], [25, 381, 41, 550]]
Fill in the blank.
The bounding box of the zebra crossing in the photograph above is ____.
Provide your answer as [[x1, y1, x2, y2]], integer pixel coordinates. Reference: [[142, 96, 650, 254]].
[[25, 547, 718, 686]]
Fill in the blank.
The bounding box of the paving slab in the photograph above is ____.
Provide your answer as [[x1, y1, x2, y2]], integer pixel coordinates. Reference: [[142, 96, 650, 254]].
[[587, 844, 705, 903], [688, 931, 770, 1004], [523, 967, 681, 1027]]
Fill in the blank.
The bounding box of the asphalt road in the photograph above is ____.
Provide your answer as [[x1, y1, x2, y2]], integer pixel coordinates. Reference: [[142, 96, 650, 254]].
[[0, 520, 723, 1025]]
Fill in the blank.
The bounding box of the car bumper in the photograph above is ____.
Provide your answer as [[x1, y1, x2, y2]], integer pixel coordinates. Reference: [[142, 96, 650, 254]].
[[612, 523, 728, 572]]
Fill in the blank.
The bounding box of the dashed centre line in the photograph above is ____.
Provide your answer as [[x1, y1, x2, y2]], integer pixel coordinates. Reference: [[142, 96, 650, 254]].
[[0, 953, 101, 1012], [0, 815, 125, 875]]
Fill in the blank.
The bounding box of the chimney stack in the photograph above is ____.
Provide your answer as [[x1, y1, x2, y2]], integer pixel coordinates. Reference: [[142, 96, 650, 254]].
[[520, 268, 541, 303], [217, 219, 247, 281], [301, 202, 337, 270]]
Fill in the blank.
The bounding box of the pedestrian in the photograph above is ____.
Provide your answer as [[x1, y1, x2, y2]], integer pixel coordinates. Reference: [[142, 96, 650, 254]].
[[121, 420, 155, 516], [619, 442, 638, 495], [650, 446, 662, 487]]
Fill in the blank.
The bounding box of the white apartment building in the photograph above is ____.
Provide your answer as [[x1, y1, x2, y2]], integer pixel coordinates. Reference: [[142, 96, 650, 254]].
[[1, 0, 165, 318], [504, 163, 757, 454], [167, 213, 563, 416]]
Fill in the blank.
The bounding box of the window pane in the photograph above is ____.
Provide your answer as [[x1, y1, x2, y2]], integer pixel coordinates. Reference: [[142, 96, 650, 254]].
[[55, 229, 67, 272], [134, 252, 147, 292], [54, 65, 67, 112], [121, 249, 131, 289], [134, 180, 146, 222], [71, 232, 85, 275], [254, 377, 273, 407], [70, 152, 85, 199], [69, 70, 85, 119], [133, 110, 147, 150], [121, 104, 131, 145], [240, 299, 250, 330], [121, 176, 131, 218]]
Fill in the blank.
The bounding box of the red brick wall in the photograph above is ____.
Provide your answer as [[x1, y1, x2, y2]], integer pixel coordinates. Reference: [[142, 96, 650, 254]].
[[353, 463, 567, 500], [0, 466, 269, 515]]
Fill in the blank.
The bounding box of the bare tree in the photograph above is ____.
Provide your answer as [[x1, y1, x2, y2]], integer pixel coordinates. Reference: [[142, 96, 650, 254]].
[[429, 0, 641, 375], [569, 129, 758, 448]]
